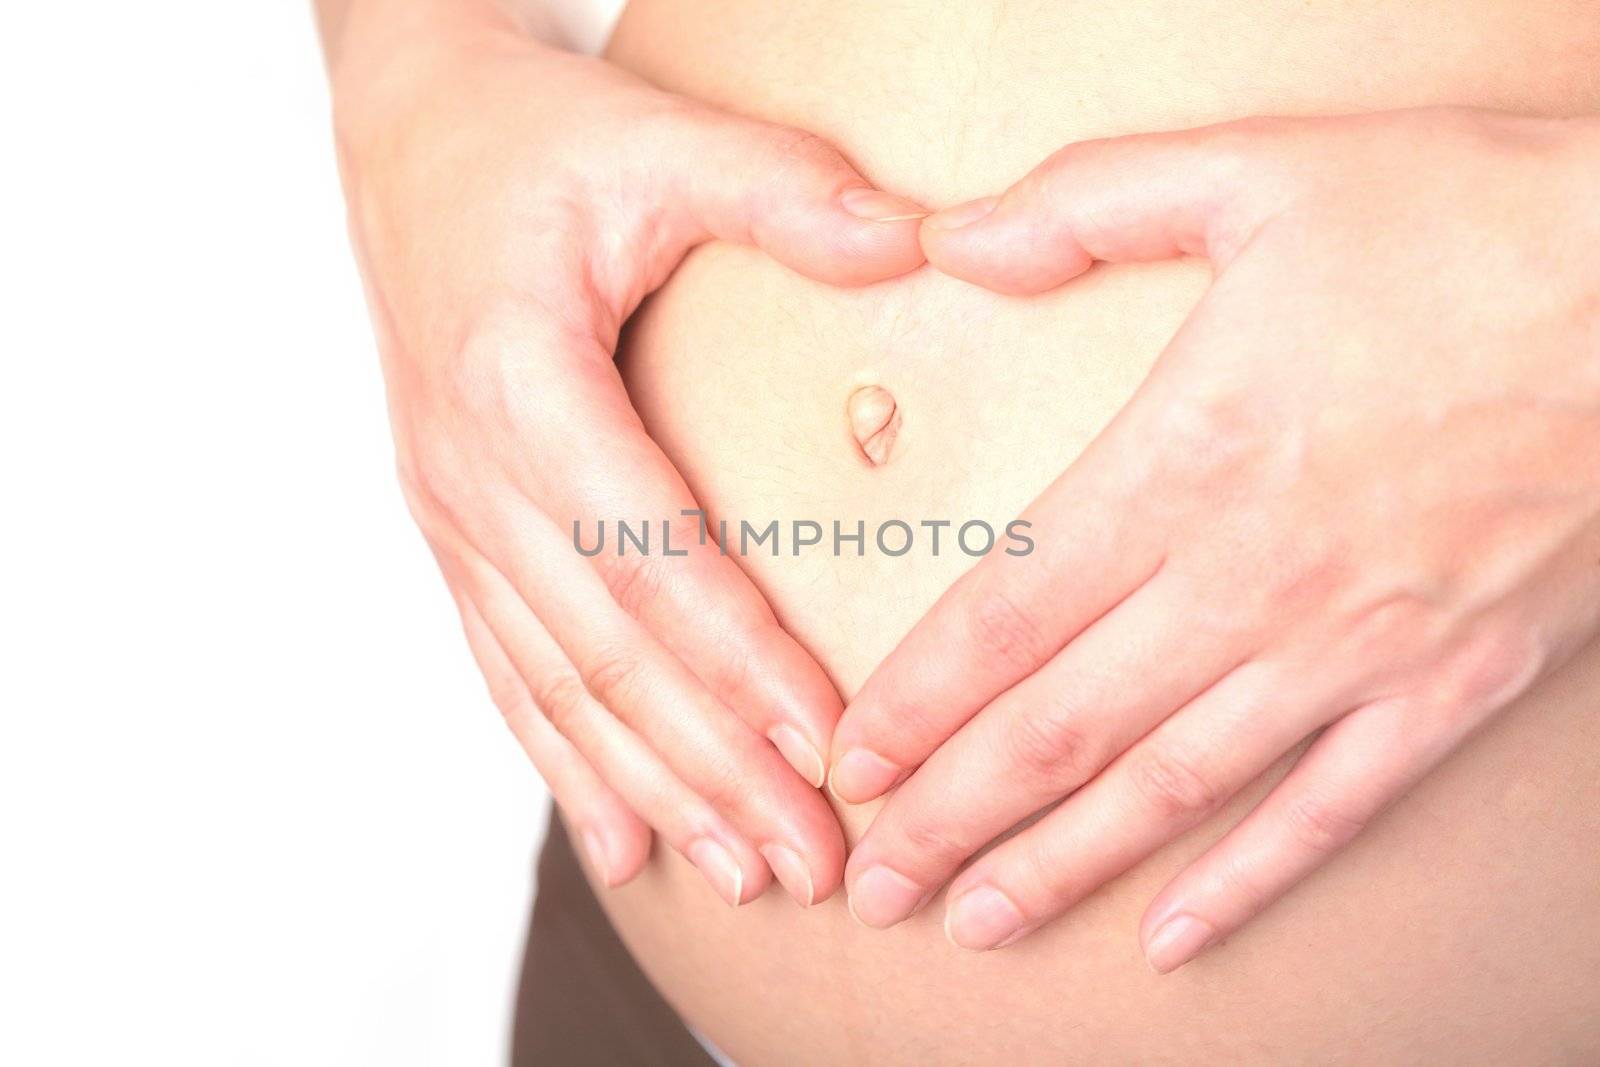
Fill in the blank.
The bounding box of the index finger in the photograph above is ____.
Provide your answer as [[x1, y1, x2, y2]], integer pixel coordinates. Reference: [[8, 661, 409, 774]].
[[524, 346, 844, 789], [827, 408, 1166, 803]]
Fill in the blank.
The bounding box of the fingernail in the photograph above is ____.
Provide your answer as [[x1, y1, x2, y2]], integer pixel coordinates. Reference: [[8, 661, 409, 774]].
[[847, 865, 926, 928], [840, 187, 930, 223], [1145, 914, 1216, 974], [828, 748, 901, 803], [768, 724, 826, 789], [686, 837, 744, 907], [760, 844, 815, 907], [944, 885, 1026, 950], [580, 827, 615, 888], [925, 196, 1000, 231]]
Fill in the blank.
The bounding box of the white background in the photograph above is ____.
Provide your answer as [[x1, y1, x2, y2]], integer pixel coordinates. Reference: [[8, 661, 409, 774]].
[[0, 2, 623, 1063]]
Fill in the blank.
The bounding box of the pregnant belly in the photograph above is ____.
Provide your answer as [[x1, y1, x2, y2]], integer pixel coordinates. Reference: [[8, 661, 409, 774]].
[[598, 3, 1600, 1063]]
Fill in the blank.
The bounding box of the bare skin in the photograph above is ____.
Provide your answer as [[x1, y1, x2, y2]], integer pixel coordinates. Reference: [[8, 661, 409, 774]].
[[318, 0, 930, 908], [837, 109, 1600, 967], [590, 2, 1600, 1062], [323, 1, 1600, 1060]]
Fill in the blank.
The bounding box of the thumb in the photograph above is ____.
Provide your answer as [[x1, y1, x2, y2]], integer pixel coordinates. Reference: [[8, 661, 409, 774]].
[[920, 118, 1298, 295], [655, 107, 930, 287]]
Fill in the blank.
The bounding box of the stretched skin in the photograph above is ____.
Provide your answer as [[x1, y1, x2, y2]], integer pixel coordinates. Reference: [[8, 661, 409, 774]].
[[593, 2, 1600, 1064]]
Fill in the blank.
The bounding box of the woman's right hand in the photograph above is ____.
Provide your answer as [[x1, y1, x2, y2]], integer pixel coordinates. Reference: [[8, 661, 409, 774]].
[[327, 0, 927, 906]]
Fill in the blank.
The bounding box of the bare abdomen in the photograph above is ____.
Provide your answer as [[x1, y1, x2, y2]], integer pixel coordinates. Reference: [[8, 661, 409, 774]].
[[597, 3, 1600, 1063]]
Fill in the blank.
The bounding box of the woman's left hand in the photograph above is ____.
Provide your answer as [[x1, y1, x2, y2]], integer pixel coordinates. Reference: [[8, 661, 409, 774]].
[[827, 108, 1600, 969]]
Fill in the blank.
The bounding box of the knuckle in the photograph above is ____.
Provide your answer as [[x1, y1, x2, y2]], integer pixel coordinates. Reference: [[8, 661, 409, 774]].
[[481, 667, 531, 722], [1282, 792, 1368, 855], [705, 628, 758, 705], [1018, 144, 1078, 201], [604, 551, 669, 619], [740, 123, 853, 225], [1129, 745, 1222, 822], [1006, 846, 1065, 911], [451, 309, 575, 425], [1214, 115, 1297, 158], [1208, 116, 1314, 199], [692, 755, 749, 816], [1440, 625, 1545, 712], [449, 346, 516, 423], [581, 643, 651, 714], [1030, 132, 1133, 193], [963, 579, 1056, 673], [1346, 592, 1438, 669], [1263, 548, 1348, 616], [762, 125, 843, 181], [528, 670, 593, 739], [1210, 849, 1274, 919], [1004, 708, 1095, 786], [854, 692, 943, 760], [1161, 390, 1268, 482], [1035, 141, 1082, 179], [896, 817, 972, 868]]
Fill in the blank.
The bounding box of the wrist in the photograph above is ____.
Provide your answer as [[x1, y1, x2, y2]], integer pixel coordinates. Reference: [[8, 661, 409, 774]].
[[329, 0, 547, 101], [328, 0, 551, 160]]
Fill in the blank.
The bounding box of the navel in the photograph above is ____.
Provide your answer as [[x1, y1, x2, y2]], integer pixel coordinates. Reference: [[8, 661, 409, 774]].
[[847, 384, 901, 466]]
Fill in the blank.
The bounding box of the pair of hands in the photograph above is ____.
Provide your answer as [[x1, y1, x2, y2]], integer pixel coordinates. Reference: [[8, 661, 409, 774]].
[[332, 0, 1600, 972]]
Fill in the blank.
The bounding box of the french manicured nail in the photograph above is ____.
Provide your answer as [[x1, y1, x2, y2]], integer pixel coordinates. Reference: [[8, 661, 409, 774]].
[[760, 844, 815, 907], [686, 837, 744, 907], [1144, 914, 1216, 974], [840, 187, 930, 223], [580, 827, 615, 888], [944, 885, 1026, 950], [925, 196, 1000, 231], [847, 865, 926, 928], [768, 725, 826, 789], [828, 748, 900, 803]]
